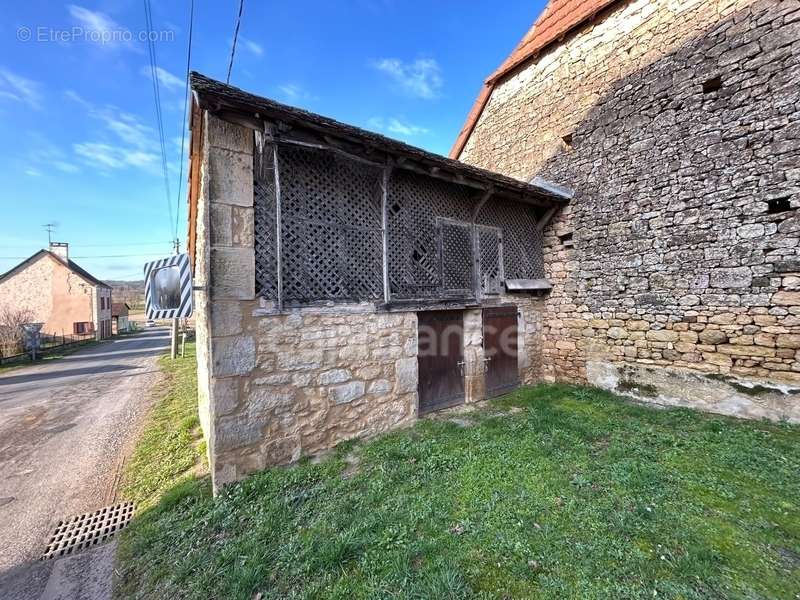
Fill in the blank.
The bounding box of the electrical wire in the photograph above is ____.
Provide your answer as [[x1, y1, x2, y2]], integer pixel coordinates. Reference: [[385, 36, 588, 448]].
[[226, 0, 245, 84], [143, 0, 175, 242], [176, 0, 195, 241]]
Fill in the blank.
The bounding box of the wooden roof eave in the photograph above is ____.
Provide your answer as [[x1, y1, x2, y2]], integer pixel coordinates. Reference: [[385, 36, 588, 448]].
[[190, 73, 572, 210]]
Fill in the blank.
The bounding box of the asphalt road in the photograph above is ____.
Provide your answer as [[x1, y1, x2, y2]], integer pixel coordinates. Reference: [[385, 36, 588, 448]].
[[0, 328, 170, 600]]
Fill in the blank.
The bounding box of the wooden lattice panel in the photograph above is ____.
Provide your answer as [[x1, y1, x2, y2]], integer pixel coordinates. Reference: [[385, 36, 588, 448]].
[[388, 170, 477, 299], [477, 225, 504, 295], [477, 198, 545, 280], [253, 140, 547, 306], [440, 219, 474, 296]]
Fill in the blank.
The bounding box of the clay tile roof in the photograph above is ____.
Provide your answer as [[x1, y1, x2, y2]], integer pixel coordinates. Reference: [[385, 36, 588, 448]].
[[450, 0, 621, 159]]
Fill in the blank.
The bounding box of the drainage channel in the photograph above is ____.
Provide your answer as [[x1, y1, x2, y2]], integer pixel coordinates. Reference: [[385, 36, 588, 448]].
[[41, 501, 136, 560]]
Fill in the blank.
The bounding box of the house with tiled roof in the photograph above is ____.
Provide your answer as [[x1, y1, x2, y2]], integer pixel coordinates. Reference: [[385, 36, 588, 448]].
[[453, 0, 800, 420], [0, 242, 112, 339]]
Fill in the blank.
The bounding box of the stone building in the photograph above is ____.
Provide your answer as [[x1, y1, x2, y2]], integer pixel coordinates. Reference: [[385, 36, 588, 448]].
[[187, 73, 570, 490], [453, 0, 799, 420], [0, 242, 113, 339]]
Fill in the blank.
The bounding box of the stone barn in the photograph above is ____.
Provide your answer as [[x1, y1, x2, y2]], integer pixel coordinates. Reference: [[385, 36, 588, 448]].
[[188, 0, 800, 492], [452, 0, 800, 420], [187, 73, 571, 490]]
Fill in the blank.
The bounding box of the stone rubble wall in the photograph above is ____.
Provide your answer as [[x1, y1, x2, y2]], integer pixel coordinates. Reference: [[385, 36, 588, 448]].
[[460, 0, 800, 421]]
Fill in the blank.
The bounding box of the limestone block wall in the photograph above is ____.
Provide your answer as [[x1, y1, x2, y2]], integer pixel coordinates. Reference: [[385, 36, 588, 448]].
[[196, 113, 419, 491], [460, 0, 800, 421]]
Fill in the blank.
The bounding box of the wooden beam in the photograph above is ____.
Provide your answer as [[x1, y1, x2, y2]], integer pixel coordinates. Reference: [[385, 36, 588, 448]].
[[471, 188, 493, 223], [536, 206, 559, 233], [272, 144, 284, 311], [381, 163, 393, 304]]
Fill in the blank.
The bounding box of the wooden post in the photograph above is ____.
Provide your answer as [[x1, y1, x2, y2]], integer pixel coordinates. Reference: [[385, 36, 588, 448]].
[[171, 318, 178, 359], [272, 144, 284, 311], [381, 164, 392, 304]]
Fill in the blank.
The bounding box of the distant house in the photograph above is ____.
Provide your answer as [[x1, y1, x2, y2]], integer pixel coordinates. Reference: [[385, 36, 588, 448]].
[[0, 242, 112, 339], [111, 302, 130, 334]]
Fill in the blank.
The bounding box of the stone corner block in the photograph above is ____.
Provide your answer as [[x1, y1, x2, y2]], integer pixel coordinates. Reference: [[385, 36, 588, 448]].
[[210, 247, 255, 300], [206, 114, 253, 155], [210, 300, 244, 337], [210, 376, 240, 417], [208, 146, 253, 208], [212, 335, 256, 377], [394, 357, 417, 393]]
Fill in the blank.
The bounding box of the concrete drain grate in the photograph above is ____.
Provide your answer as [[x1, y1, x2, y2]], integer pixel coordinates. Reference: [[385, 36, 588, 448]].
[[41, 501, 136, 560]]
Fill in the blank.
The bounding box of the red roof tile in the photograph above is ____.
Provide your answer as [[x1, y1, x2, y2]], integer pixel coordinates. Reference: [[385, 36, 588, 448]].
[[450, 0, 622, 159]]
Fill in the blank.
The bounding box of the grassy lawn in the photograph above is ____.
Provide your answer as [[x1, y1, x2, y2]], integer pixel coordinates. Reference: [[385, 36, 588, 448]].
[[117, 341, 206, 510], [115, 384, 799, 599]]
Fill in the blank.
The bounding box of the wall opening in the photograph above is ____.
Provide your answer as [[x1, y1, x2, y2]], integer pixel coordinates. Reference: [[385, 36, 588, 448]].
[[768, 197, 792, 214], [702, 76, 722, 94]]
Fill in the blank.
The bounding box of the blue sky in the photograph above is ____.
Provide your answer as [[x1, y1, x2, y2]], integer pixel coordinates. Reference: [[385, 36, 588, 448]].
[[0, 0, 544, 281]]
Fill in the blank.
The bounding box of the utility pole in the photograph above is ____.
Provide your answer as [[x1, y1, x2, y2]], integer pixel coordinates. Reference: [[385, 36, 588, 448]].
[[170, 236, 181, 359]]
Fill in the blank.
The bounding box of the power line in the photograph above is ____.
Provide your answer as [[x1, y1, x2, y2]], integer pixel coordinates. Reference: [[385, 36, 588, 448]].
[[176, 0, 195, 241], [143, 0, 175, 242], [226, 0, 245, 84]]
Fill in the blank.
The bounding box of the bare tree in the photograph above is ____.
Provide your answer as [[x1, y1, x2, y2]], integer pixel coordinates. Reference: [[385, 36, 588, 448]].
[[0, 307, 35, 357]]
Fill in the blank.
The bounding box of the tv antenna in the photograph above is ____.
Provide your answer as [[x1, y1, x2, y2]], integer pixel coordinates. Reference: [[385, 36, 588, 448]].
[[43, 223, 56, 245]]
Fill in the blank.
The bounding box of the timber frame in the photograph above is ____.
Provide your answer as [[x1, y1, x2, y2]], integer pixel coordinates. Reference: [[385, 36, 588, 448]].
[[188, 73, 572, 311]]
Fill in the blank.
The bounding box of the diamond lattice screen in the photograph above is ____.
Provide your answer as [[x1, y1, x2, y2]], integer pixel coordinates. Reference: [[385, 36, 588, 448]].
[[477, 198, 545, 280], [254, 142, 547, 305], [387, 170, 476, 299]]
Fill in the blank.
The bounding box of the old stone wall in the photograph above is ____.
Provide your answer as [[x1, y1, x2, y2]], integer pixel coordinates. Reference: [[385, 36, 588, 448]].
[[460, 0, 800, 421], [196, 113, 422, 491]]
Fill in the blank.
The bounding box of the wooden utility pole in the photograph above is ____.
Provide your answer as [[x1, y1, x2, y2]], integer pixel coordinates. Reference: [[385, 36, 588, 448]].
[[171, 318, 178, 359], [171, 238, 181, 359]]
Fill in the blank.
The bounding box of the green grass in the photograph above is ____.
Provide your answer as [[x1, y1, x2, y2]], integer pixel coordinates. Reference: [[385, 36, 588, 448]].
[[115, 384, 800, 599], [118, 341, 206, 510]]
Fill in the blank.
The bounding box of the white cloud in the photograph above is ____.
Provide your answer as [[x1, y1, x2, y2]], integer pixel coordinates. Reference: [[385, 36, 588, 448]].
[[277, 83, 313, 103], [68, 5, 118, 33], [241, 37, 263, 57], [22, 132, 80, 176], [65, 93, 164, 173], [74, 142, 158, 170], [25, 167, 42, 177], [372, 58, 442, 99], [140, 66, 184, 91], [367, 116, 429, 138], [0, 69, 43, 109], [54, 160, 80, 173], [67, 4, 134, 50]]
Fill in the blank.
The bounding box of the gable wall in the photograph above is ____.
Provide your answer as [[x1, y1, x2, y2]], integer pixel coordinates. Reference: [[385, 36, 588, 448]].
[[0, 255, 55, 326], [460, 0, 800, 420], [0, 255, 104, 336]]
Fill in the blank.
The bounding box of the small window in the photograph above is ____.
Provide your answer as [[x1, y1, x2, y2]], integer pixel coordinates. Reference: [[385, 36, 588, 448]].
[[562, 133, 574, 149], [703, 76, 722, 94], [768, 197, 792, 214]]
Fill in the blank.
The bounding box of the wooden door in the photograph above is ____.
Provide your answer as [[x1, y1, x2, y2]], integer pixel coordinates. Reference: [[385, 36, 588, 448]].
[[483, 306, 519, 397], [417, 310, 465, 414]]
